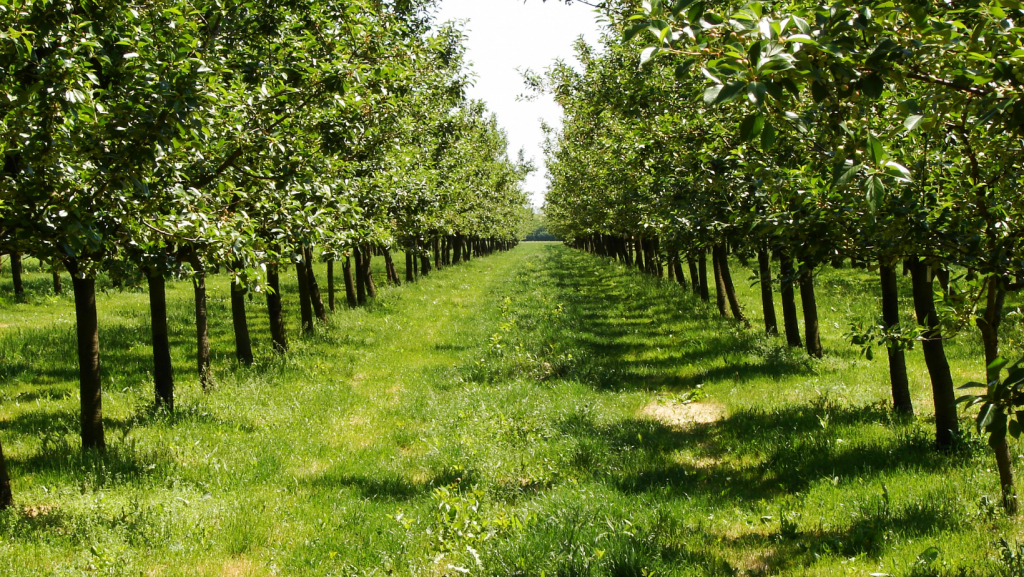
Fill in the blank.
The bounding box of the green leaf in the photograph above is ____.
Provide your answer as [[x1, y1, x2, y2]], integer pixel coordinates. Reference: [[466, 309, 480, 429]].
[[861, 74, 884, 99], [760, 121, 777, 147], [1010, 418, 1021, 439], [903, 114, 926, 132], [865, 175, 885, 212], [810, 81, 828, 103], [703, 85, 723, 105], [988, 356, 1009, 376], [977, 402, 996, 433], [866, 134, 885, 165], [640, 46, 660, 66], [624, 23, 649, 42], [713, 81, 748, 105], [882, 161, 912, 182], [739, 112, 765, 141], [747, 42, 762, 67], [747, 82, 767, 106], [674, 59, 696, 81], [835, 162, 861, 188]]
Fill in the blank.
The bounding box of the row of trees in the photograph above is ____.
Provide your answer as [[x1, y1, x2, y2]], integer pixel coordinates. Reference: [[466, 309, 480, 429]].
[[542, 0, 1024, 511], [0, 0, 531, 509]]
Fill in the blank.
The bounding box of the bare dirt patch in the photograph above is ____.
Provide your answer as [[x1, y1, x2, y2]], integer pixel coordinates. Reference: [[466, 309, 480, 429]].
[[641, 399, 725, 428]]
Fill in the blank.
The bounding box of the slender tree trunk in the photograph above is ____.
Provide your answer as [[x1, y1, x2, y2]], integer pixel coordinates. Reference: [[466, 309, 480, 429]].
[[52, 269, 62, 295], [635, 237, 646, 272], [421, 250, 431, 277], [147, 274, 174, 409], [778, 251, 803, 348], [11, 253, 24, 298], [452, 236, 462, 264], [687, 256, 700, 297], [798, 264, 823, 358], [718, 244, 747, 325], [994, 436, 1019, 514], [190, 255, 211, 389], [353, 247, 367, 305], [0, 435, 10, 509], [384, 249, 401, 286], [295, 254, 314, 333], [673, 256, 686, 289], [405, 251, 415, 283], [936, 266, 951, 296], [910, 258, 959, 451], [71, 271, 105, 449], [977, 274, 1007, 380], [327, 258, 336, 312], [266, 264, 288, 353], [758, 248, 779, 336], [712, 246, 729, 317], [697, 250, 710, 302], [363, 245, 377, 298], [880, 262, 913, 415], [435, 238, 442, 269], [230, 276, 254, 366], [304, 248, 327, 322], [343, 256, 357, 308]]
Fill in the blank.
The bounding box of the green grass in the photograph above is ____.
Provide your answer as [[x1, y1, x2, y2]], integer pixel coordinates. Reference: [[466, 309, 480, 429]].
[[0, 243, 1022, 576]]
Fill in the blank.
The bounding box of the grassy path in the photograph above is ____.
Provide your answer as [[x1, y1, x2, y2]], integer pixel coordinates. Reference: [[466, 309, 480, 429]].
[[0, 243, 1022, 576]]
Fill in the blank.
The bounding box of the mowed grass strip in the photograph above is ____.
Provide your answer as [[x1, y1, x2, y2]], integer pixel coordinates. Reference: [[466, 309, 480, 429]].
[[0, 243, 1022, 576]]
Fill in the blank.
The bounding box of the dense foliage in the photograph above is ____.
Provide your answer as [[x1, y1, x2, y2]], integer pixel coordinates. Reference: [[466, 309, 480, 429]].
[[0, 0, 531, 508], [543, 0, 1024, 511]]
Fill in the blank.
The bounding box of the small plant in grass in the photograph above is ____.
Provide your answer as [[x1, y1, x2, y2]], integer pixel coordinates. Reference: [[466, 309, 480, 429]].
[[998, 538, 1024, 576], [957, 357, 1024, 514]]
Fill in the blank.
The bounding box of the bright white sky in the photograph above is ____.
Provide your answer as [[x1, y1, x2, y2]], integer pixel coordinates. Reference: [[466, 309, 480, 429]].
[[432, 0, 604, 208]]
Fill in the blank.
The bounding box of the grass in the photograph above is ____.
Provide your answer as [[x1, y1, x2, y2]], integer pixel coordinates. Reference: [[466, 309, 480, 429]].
[[0, 243, 1022, 576]]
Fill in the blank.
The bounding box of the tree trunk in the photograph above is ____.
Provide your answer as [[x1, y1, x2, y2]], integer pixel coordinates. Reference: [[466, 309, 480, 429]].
[[71, 271, 105, 449], [635, 237, 646, 272], [798, 264, 824, 358], [343, 256, 357, 308], [687, 256, 700, 297], [880, 262, 913, 415], [52, 269, 62, 295], [405, 251, 415, 282], [266, 264, 288, 353], [673, 257, 687, 289], [697, 250, 710, 302], [327, 258, 336, 312], [363, 245, 377, 298], [712, 246, 730, 317], [190, 255, 211, 389], [778, 251, 803, 348], [11, 252, 24, 298], [353, 247, 367, 305], [295, 254, 314, 333], [384, 249, 401, 286], [994, 435, 1019, 514], [147, 274, 174, 409], [977, 274, 1007, 381], [910, 258, 959, 451], [452, 236, 462, 265], [304, 248, 327, 322], [718, 244, 747, 325], [230, 276, 254, 366], [0, 435, 10, 509], [758, 248, 779, 336]]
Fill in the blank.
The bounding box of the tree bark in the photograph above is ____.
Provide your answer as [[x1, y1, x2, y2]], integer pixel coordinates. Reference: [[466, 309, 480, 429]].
[[405, 250, 415, 282], [147, 274, 174, 409], [0, 435, 10, 509], [798, 264, 824, 358], [452, 236, 462, 265], [994, 435, 1019, 514], [635, 237, 646, 272], [230, 276, 253, 366], [71, 271, 105, 449], [717, 244, 747, 325], [672, 255, 686, 288], [190, 255, 211, 389], [304, 248, 327, 322], [910, 258, 959, 451], [778, 251, 803, 348], [696, 250, 710, 302], [295, 254, 314, 333], [758, 248, 779, 336], [52, 269, 62, 295], [977, 274, 1007, 381], [327, 258, 336, 312], [353, 247, 367, 305], [712, 245, 730, 317], [363, 245, 377, 298], [343, 256, 357, 308], [880, 262, 913, 415], [384, 249, 401, 286], [266, 264, 288, 353], [687, 256, 700, 297], [11, 252, 24, 298]]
